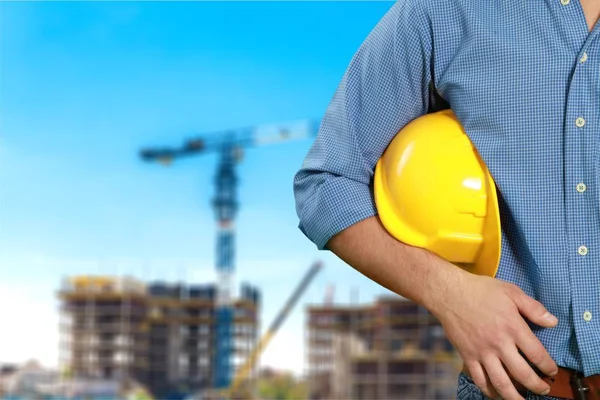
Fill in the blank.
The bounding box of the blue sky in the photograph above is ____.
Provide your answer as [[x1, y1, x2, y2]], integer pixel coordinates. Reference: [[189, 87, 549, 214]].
[[0, 1, 396, 373]]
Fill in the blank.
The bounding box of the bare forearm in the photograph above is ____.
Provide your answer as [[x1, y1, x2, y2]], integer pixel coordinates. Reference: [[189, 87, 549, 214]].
[[326, 215, 468, 315]]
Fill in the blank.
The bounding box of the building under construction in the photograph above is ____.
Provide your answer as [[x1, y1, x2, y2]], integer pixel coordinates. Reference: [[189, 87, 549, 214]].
[[58, 275, 260, 398], [305, 295, 462, 400]]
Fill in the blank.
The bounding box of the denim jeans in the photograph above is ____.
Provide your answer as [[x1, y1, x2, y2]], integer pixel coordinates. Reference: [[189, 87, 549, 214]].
[[456, 371, 566, 400]]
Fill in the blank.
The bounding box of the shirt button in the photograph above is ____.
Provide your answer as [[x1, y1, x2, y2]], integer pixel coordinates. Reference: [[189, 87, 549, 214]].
[[579, 245, 588, 256], [561, 0, 570, 4], [577, 183, 587, 193], [576, 117, 586, 127], [584, 311, 592, 322], [581, 52, 588, 63]]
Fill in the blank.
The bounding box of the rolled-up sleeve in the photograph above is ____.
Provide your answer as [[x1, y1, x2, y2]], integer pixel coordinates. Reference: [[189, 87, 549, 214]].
[[293, 0, 436, 250]]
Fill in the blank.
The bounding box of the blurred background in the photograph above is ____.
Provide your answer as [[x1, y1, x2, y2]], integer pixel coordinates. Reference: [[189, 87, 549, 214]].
[[0, 1, 462, 399]]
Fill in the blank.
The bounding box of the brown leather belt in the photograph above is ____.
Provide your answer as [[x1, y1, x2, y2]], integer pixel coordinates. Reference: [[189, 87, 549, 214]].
[[462, 365, 600, 399]]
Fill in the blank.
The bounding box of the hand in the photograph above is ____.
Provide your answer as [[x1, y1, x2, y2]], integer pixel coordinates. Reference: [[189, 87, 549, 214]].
[[434, 273, 559, 400]]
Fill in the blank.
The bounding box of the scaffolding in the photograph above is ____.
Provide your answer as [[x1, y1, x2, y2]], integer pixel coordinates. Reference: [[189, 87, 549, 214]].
[[58, 276, 148, 383], [58, 275, 260, 399], [305, 295, 463, 400]]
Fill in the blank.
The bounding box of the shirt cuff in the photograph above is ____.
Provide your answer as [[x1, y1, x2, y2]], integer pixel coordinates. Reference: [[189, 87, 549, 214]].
[[297, 176, 377, 250]]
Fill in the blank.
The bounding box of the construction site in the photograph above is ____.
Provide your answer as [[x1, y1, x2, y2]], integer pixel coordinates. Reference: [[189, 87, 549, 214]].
[[51, 274, 462, 400]]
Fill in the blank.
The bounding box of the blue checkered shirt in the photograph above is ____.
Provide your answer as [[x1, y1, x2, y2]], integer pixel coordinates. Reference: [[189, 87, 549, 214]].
[[293, 0, 600, 376]]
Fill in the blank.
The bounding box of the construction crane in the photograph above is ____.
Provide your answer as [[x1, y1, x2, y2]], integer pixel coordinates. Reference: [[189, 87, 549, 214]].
[[139, 118, 319, 390], [198, 260, 323, 400]]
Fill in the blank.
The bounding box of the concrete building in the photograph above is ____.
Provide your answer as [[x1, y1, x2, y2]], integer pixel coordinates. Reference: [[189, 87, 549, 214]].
[[58, 275, 260, 398], [305, 296, 462, 400]]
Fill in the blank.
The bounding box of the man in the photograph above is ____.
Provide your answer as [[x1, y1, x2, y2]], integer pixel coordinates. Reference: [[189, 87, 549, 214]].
[[293, 1, 600, 399]]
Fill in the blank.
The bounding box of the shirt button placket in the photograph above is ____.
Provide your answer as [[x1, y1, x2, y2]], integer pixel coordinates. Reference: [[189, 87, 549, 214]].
[[573, 49, 590, 323], [566, 26, 598, 367]]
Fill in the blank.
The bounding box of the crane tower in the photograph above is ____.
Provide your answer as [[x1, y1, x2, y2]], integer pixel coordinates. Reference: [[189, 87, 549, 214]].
[[139, 118, 319, 389]]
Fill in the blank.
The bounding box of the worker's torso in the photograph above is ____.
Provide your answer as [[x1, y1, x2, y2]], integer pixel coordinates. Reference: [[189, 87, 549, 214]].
[[423, 0, 600, 375]]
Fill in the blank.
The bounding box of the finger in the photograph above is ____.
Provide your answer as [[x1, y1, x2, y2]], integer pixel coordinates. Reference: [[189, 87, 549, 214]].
[[501, 345, 550, 395], [507, 286, 558, 328], [515, 322, 558, 377], [483, 357, 525, 400], [466, 362, 498, 399]]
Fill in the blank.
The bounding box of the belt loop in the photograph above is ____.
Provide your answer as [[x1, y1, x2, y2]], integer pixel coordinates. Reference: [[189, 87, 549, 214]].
[[571, 371, 590, 400]]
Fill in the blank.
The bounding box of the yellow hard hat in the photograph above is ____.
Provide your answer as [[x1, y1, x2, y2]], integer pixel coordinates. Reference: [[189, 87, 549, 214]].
[[373, 109, 501, 277]]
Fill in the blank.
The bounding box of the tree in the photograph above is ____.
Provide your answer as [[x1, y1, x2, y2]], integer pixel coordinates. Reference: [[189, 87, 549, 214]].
[[257, 370, 308, 400]]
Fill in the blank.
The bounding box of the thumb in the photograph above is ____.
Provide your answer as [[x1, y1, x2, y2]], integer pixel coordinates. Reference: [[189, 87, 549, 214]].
[[508, 286, 558, 327]]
